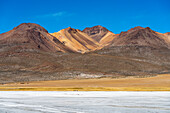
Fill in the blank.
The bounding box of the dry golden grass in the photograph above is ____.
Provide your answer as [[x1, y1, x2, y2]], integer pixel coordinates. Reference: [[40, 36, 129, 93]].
[[0, 74, 170, 91]]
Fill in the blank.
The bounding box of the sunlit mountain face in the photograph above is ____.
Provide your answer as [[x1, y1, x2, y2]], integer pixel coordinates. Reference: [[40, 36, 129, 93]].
[[51, 27, 100, 53]]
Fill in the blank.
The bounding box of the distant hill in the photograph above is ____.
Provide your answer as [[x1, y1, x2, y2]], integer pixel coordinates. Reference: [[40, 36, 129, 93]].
[[110, 26, 170, 49]]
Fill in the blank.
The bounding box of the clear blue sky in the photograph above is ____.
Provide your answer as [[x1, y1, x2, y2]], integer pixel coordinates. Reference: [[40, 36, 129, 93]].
[[1, 0, 170, 34]]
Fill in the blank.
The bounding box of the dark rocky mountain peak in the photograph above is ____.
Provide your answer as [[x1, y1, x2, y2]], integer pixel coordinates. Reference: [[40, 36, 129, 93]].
[[65, 27, 81, 33], [13, 23, 48, 33], [83, 25, 109, 35], [82, 25, 109, 42]]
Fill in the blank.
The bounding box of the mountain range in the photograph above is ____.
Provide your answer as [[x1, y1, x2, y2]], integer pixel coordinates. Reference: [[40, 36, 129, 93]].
[[0, 23, 170, 83]]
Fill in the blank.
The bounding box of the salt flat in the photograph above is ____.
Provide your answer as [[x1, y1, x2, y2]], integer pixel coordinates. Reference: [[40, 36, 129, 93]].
[[0, 91, 170, 113]]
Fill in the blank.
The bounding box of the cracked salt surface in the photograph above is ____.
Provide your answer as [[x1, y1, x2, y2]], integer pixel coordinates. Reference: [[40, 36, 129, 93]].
[[0, 91, 170, 113]]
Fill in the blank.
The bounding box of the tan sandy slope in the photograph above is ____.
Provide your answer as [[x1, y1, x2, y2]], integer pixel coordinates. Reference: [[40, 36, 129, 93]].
[[51, 27, 100, 53]]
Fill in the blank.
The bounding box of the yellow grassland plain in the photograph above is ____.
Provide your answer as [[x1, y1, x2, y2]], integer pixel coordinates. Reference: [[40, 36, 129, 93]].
[[0, 74, 170, 91]]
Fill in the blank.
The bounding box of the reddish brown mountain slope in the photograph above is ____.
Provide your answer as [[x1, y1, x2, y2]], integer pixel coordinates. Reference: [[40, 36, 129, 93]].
[[110, 27, 170, 49], [163, 32, 170, 45], [0, 23, 71, 53]]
